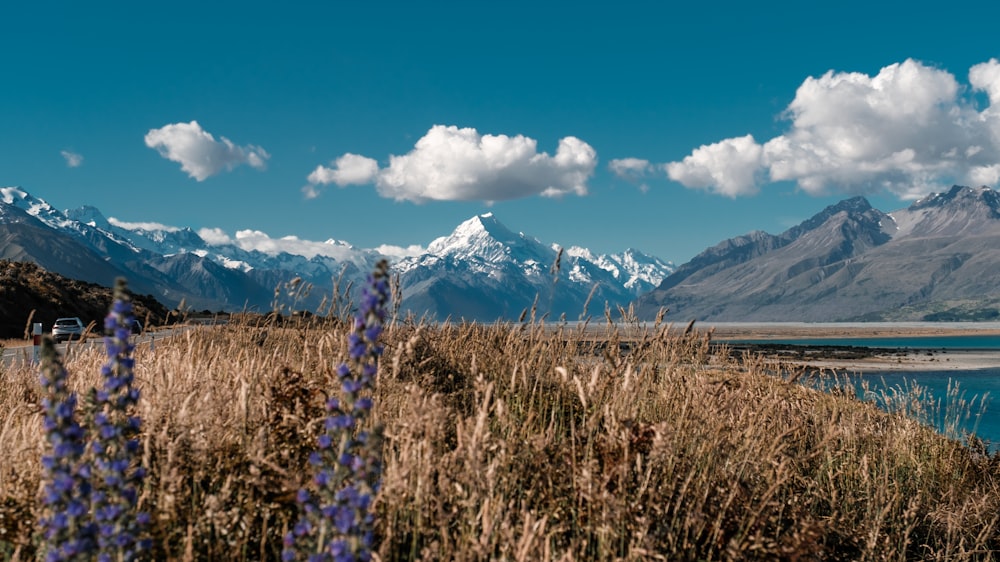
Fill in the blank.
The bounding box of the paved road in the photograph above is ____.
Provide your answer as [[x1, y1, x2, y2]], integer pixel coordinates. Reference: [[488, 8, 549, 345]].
[[1, 326, 190, 370]]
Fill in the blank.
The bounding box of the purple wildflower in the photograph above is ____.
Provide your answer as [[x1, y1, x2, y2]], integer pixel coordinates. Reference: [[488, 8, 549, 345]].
[[38, 337, 98, 560], [284, 260, 390, 561], [86, 278, 149, 560]]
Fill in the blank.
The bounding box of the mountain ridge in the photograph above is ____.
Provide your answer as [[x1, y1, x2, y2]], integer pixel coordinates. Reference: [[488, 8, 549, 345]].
[[636, 185, 1000, 322], [0, 186, 674, 320]]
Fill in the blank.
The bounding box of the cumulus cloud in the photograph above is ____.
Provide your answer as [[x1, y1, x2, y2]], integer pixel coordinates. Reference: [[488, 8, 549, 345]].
[[61, 150, 83, 167], [198, 227, 232, 245], [198, 227, 404, 262], [657, 59, 1000, 198], [144, 121, 269, 181], [665, 135, 764, 197], [970, 59, 1000, 106], [609, 157, 653, 178], [306, 125, 597, 203], [970, 164, 1000, 186], [202, 229, 357, 260], [308, 153, 379, 186], [108, 218, 181, 232], [374, 244, 426, 259], [231, 230, 332, 258]]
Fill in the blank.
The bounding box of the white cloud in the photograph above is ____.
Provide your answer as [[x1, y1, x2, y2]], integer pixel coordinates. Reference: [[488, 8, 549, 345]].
[[301, 184, 322, 200], [609, 157, 653, 178], [197, 227, 233, 245], [61, 150, 83, 167], [307, 153, 379, 186], [201, 228, 364, 261], [144, 121, 270, 181], [661, 59, 1000, 198], [198, 226, 424, 261], [970, 58, 1000, 158], [665, 135, 764, 197], [970, 58, 1000, 106], [306, 125, 597, 203], [108, 218, 181, 232], [970, 164, 1000, 186], [374, 244, 426, 259], [761, 59, 967, 196], [232, 230, 330, 257]]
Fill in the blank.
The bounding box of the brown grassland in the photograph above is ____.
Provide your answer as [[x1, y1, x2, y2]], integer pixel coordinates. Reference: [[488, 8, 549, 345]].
[[1, 314, 999, 560]]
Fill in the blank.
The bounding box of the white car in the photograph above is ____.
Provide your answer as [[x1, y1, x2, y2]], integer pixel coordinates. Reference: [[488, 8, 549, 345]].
[[52, 317, 85, 342]]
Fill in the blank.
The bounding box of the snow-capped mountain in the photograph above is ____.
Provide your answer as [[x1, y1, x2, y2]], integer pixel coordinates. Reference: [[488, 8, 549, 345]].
[[394, 213, 674, 320], [563, 246, 674, 295], [1, 187, 674, 319], [66, 205, 208, 255]]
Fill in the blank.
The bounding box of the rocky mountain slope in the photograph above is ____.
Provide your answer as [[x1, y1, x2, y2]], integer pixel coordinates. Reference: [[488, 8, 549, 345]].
[[0, 260, 171, 340], [636, 185, 1000, 322]]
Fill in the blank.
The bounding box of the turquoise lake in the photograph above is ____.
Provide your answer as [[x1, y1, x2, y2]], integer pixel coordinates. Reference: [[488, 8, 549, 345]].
[[845, 368, 1000, 452], [727, 334, 1000, 451]]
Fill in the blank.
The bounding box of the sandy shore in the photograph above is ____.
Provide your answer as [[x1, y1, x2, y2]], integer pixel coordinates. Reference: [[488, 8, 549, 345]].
[[704, 322, 1000, 372], [780, 350, 1000, 372], [704, 321, 1000, 340]]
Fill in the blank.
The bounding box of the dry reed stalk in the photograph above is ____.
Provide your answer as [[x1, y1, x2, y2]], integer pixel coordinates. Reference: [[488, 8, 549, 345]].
[[0, 318, 997, 561]]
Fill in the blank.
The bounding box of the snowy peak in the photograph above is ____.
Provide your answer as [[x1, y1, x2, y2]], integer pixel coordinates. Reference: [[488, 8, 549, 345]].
[[64, 205, 112, 229], [610, 248, 676, 290], [426, 213, 552, 264], [394, 213, 675, 320], [428, 213, 516, 249], [563, 246, 674, 294], [64, 205, 207, 255], [3, 187, 677, 320], [1, 187, 143, 255], [1, 186, 72, 229], [323, 238, 355, 248]]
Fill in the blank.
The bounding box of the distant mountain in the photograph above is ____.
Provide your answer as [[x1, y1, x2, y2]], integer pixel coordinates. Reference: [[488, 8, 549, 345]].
[[393, 213, 674, 320], [0, 203, 129, 286], [1, 187, 674, 320], [636, 185, 1000, 322]]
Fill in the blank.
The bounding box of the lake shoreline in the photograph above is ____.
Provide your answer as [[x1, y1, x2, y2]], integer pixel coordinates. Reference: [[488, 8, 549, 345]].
[[707, 323, 1000, 372]]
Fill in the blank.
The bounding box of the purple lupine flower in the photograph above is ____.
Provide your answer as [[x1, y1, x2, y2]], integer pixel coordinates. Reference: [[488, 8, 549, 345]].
[[38, 336, 98, 561], [284, 260, 390, 561], [86, 278, 149, 561]]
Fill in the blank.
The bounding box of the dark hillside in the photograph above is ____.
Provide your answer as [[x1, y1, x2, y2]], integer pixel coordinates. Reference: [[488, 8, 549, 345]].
[[0, 260, 171, 339]]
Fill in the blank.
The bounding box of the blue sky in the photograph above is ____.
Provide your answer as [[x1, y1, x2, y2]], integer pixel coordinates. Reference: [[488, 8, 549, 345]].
[[3, 1, 1000, 263]]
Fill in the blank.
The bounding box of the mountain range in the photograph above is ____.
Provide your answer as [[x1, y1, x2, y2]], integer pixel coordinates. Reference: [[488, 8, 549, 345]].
[[0, 187, 674, 321], [636, 185, 1000, 322], [7, 184, 1000, 324]]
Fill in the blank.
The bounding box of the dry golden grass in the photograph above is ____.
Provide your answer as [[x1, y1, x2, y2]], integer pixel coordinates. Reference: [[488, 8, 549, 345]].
[[1, 316, 998, 561]]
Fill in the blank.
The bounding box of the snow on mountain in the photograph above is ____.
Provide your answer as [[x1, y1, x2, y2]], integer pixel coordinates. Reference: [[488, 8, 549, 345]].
[[421, 213, 555, 267], [2, 187, 143, 256], [565, 246, 674, 294], [2, 187, 674, 318], [1, 186, 74, 229], [63, 204, 112, 229], [64, 205, 207, 255], [67, 204, 383, 284], [395, 213, 675, 320]]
